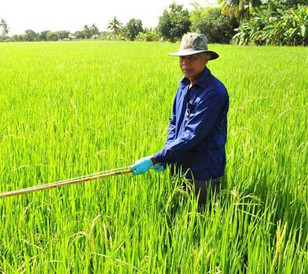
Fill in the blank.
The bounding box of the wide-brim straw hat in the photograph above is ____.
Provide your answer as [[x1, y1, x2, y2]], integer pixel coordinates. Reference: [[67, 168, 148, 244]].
[[169, 33, 219, 60]]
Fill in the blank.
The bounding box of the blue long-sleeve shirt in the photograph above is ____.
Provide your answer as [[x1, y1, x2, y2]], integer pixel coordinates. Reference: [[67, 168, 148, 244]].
[[153, 67, 229, 180]]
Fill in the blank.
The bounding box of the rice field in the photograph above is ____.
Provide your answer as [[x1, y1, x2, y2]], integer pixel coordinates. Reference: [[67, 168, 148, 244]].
[[0, 41, 307, 273]]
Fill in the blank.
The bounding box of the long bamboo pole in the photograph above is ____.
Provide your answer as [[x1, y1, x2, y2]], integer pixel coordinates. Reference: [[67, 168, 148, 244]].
[[0, 168, 133, 198]]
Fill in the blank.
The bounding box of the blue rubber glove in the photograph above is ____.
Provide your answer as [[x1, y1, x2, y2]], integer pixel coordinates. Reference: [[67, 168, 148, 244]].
[[153, 163, 165, 172], [130, 157, 153, 175]]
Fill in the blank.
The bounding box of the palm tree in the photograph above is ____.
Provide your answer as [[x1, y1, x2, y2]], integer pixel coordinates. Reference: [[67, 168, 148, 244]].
[[219, 0, 262, 21], [107, 17, 123, 36], [83, 24, 91, 39], [0, 19, 9, 37]]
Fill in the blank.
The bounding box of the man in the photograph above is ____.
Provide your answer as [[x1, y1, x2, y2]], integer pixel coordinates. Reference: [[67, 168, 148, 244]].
[[131, 33, 229, 206]]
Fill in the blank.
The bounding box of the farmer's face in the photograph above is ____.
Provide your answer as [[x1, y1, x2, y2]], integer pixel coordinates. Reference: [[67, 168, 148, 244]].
[[179, 53, 209, 83]]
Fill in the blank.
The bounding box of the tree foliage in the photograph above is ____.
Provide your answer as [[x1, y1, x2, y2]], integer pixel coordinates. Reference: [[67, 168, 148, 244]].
[[10, 34, 25, 42], [0, 19, 9, 40], [233, 4, 308, 45], [1, 2, 307, 46], [135, 28, 160, 41], [191, 4, 238, 43], [108, 17, 123, 37], [124, 18, 143, 41], [264, 0, 308, 10], [39, 30, 50, 41], [24, 30, 38, 41], [158, 3, 191, 42], [218, 0, 263, 21], [82, 24, 99, 39]]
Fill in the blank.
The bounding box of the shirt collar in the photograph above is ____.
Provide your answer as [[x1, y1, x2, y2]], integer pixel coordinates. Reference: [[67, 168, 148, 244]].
[[180, 67, 212, 88]]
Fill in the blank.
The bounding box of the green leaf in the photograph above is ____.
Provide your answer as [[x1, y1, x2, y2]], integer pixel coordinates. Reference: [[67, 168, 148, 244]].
[[300, 25, 306, 38]]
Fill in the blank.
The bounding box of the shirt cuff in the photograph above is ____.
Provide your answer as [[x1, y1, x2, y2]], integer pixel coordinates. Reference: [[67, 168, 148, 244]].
[[152, 150, 165, 163]]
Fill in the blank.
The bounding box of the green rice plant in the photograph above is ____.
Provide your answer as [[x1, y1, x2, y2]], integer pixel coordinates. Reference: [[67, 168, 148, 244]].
[[0, 41, 307, 273]]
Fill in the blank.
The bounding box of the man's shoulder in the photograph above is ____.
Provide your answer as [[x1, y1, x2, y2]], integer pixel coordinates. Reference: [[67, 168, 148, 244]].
[[210, 76, 228, 97]]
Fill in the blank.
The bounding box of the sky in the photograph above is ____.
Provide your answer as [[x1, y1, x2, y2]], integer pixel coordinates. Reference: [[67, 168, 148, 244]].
[[0, 0, 218, 35]]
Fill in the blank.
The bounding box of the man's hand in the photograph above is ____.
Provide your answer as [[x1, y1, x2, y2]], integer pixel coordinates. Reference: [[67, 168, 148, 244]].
[[130, 157, 154, 175]]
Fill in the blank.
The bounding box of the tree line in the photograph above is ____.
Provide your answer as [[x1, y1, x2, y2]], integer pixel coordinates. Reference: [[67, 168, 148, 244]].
[[1, 0, 307, 45]]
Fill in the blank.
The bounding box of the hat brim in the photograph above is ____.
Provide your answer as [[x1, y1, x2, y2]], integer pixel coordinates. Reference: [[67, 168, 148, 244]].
[[169, 49, 219, 60]]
